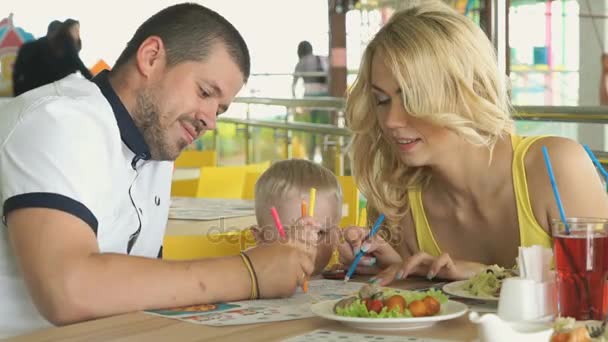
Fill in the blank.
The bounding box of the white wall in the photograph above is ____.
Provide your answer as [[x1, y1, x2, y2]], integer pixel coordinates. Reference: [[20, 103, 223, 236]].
[[4, 0, 328, 75]]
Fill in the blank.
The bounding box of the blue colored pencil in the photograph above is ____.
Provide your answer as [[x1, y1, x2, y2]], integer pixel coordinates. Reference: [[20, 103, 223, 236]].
[[344, 214, 385, 282]]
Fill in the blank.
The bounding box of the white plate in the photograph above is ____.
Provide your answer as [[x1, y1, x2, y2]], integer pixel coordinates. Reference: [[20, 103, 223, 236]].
[[310, 299, 468, 331], [442, 280, 499, 301]]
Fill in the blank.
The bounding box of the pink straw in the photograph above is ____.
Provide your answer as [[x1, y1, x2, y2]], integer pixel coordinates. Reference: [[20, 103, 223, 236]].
[[270, 207, 286, 238]]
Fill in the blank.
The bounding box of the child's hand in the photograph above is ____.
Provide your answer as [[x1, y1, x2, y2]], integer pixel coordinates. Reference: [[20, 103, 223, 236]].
[[337, 226, 402, 275], [370, 252, 484, 286]]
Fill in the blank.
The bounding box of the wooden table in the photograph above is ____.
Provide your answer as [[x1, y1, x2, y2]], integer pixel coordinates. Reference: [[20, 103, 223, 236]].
[[7, 279, 478, 342]]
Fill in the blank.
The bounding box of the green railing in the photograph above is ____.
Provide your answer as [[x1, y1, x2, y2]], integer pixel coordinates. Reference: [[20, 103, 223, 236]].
[[193, 98, 608, 175]]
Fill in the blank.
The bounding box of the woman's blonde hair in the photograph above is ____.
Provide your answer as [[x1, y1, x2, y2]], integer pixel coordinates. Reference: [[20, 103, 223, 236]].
[[346, 0, 514, 224]]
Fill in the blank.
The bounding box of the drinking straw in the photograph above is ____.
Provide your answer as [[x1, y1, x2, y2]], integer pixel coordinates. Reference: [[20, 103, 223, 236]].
[[583, 144, 608, 191], [309, 188, 316, 217], [541, 146, 570, 234], [270, 207, 286, 238], [542, 146, 590, 310], [344, 214, 385, 282]]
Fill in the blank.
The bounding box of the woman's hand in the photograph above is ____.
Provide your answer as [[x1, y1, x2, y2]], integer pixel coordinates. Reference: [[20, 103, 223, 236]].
[[371, 252, 485, 286], [337, 226, 402, 275]]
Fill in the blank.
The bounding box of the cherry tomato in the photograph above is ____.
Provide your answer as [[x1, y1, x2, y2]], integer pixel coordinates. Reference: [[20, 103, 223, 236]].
[[366, 299, 384, 314]]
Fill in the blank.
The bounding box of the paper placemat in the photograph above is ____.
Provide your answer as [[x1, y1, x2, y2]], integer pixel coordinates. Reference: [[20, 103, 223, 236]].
[[284, 329, 457, 342]]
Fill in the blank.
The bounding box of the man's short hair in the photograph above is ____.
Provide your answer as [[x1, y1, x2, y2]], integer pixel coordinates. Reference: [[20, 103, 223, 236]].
[[113, 3, 250, 81]]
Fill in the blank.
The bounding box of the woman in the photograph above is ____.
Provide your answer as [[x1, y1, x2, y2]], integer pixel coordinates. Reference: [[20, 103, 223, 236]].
[[338, 1, 608, 285]]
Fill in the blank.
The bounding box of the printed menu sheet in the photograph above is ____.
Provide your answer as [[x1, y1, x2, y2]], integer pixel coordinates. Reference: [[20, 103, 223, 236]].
[[145, 279, 361, 326]]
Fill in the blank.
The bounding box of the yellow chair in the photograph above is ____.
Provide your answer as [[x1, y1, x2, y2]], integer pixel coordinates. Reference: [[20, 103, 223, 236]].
[[171, 151, 217, 197], [170, 179, 198, 197], [195, 166, 249, 198], [195, 162, 271, 199], [337, 176, 360, 227], [243, 161, 271, 172], [174, 150, 217, 168], [242, 171, 263, 200]]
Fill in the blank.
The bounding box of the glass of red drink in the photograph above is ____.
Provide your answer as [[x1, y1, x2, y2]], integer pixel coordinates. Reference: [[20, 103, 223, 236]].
[[552, 218, 608, 320]]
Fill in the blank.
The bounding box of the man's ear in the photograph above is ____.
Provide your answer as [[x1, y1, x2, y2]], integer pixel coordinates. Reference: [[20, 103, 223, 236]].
[[134, 36, 166, 78]]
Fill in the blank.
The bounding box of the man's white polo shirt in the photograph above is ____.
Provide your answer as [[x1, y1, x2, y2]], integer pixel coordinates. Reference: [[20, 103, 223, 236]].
[[0, 71, 173, 338]]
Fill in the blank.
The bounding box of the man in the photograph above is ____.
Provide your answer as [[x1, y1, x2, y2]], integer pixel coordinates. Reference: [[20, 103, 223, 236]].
[[0, 4, 317, 338], [291, 40, 330, 161], [12, 20, 61, 96], [291, 40, 328, 98]]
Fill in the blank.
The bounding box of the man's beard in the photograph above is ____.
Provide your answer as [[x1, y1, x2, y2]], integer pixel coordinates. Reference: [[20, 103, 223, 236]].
[[133, 90, 187, 161]]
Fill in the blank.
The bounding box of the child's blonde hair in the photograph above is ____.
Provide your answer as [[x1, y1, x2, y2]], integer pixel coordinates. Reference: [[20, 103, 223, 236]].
[[346, 0, 513, 224], [254, 159, 343, 224]]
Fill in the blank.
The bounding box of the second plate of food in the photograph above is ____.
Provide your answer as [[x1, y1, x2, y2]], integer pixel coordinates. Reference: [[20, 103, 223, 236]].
[[442, 280, 499, 301]]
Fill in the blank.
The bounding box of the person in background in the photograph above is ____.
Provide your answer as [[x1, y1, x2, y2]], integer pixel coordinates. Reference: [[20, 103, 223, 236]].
[[11, 18, 92, 96], [250, 159, 343, 275], [338, 0, 608, 285], [291, 40, 328, 98], [12, 20, 62, 96], [0, 3, 317, 338], [291, 41, 330, 161], [46, 19, 93, 81]]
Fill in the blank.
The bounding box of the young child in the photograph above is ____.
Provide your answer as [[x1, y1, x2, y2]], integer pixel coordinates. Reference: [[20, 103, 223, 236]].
[[250, 159, 343, 275]]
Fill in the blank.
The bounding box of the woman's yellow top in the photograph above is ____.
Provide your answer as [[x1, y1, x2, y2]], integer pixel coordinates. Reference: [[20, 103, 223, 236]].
[[408, 135, 552, 256]]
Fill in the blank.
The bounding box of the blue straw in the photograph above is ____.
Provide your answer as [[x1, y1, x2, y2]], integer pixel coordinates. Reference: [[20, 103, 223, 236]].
[[464, 0, 474, 15], [542, 146, 570, 234], [344, 214, 385, 282], [583, 144, 608, 191]]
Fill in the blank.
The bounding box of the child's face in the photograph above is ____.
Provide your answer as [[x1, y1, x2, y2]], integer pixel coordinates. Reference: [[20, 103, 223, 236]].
[[252, 190, 341, 275]]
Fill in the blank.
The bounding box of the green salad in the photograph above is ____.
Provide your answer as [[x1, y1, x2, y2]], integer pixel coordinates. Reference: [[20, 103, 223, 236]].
[[334, 286, 448, 319], [460, 265, 513, 298]]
